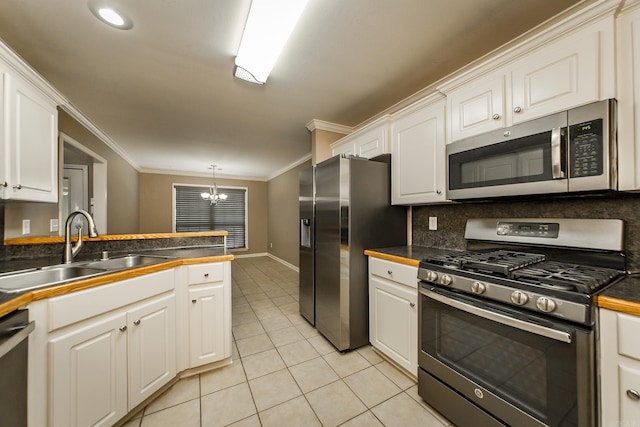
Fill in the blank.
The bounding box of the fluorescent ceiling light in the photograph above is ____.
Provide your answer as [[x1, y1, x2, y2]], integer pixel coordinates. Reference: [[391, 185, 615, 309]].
[[234, 0, 309, 84], [87, 1, 134, 30]]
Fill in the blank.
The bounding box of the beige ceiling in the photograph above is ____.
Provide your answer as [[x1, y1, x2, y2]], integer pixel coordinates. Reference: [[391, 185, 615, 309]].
[[0, 0, 583, 180]]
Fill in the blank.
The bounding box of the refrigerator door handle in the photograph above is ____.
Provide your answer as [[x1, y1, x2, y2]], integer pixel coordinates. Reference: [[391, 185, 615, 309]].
[[300, 219, 311, 247]]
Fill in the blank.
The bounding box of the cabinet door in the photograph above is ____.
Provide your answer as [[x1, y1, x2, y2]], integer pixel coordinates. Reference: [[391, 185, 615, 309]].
[[4, 72, 58, 202], [189, 283, 228, 367], [49, 312, 127, 427], [369, 275, 417, 376], [127, 293, 177, 409], [618, 363, 640, 422], [510, 28, 599, 124], [391, 100, 446, 204], [332, 140, 355, 157], [448, 72, 505, 142]]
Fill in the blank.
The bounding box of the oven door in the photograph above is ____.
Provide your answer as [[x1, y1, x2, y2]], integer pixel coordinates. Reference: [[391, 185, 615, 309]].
[[447, 111, 568, 200], [418, 286, 594, 427]]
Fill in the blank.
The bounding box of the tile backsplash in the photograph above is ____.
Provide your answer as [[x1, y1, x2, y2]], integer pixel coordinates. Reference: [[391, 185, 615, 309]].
[[412, 192, 640, 272]]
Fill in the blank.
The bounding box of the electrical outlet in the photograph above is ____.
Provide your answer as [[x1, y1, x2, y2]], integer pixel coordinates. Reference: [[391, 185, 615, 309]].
[[429, 217, 437, 231], [22, 219, 30, 235], [270, 243, 273, 248], [50, 218, 59, 232]]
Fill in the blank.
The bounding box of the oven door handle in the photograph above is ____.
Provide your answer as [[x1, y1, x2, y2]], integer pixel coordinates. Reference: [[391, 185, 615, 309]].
[[420, 288, 572, 343], [0, 321, 35, 359]]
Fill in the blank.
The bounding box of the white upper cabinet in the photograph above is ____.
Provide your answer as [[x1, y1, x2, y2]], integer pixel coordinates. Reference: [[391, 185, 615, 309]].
[[447, 72, 506, 142], [331, 116, 389, 159], [391, 95, 447, 205], [0, 59, 59, 202], [616, 1, 640, 191], [443, 13, 615, 143]]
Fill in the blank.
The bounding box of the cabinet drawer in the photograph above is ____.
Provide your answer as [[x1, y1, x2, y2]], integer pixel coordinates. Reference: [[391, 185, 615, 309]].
[[187, 262, 225, 285], [369, 258, 418, 289], [618, 313, 640, 361]]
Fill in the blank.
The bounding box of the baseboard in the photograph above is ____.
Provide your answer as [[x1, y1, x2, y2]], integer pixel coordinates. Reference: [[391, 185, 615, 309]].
[[267, 253, 299, 272]]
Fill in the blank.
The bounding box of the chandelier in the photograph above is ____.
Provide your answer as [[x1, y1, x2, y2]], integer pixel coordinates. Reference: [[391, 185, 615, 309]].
[[201, 164, 228, 205]]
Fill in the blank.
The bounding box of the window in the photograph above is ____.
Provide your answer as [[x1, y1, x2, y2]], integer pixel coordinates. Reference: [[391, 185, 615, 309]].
[[173, 185, 247, 249]]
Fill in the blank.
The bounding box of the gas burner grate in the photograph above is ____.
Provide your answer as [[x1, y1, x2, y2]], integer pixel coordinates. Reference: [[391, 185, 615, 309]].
[[511, 262, 624, 293], [422, 250, 546, 277]]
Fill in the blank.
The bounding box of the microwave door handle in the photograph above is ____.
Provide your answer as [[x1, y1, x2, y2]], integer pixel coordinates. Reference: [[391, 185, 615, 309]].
[[551, 127, 565, 179], [420, 288, 572, 343]]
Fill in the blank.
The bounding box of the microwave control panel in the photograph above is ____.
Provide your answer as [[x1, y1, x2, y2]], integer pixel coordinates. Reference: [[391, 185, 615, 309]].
[[569, 118, 603, 178]]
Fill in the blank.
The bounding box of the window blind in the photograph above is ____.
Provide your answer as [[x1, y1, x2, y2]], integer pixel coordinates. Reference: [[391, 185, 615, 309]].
[[174, 185, 247, 249]]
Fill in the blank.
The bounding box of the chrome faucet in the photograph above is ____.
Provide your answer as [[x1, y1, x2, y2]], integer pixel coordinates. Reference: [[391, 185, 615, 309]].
[[62, 210, 99, 264]]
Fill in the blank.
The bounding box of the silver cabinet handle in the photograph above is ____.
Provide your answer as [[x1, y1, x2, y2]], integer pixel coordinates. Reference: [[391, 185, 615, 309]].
[[492, 113, 500, 120], [627, 389, 640, 401], [551, 127, 565, 179], [514, 106, 522, 113], [410, 302, 416, 308], [12, 184, 21, 190], [436, 190, 442, 195], [1, 181, 7, 187], [133, 320, 141, 326], [387, 270, 392, 275], [119, 326, 127, 332]]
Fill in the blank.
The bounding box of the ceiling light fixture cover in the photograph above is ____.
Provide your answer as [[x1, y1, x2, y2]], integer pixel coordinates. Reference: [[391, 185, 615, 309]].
[[234, 0, 309, 84], [88, 0, 134, 30]]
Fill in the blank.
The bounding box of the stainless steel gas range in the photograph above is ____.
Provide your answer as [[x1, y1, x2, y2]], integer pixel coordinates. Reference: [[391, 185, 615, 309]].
[[417, 218, 626, 427]]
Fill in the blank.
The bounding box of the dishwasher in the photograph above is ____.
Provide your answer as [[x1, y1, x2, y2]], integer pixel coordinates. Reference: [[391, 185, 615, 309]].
[[0, 309, 35, 427]]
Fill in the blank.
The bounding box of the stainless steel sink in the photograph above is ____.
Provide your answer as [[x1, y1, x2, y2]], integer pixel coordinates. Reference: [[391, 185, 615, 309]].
[[83, 254, 170, 270], [0, 266, 108, 293]]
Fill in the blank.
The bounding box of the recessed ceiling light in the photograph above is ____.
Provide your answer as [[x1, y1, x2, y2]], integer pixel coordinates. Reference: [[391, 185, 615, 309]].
[[88, 1, 133, 30]]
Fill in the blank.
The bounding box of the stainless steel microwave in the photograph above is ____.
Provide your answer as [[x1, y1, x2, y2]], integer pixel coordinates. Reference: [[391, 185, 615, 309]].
[[446, 99, 617, 200]]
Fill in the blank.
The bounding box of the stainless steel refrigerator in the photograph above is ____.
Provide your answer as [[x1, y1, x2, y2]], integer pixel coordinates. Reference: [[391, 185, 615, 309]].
[[299, 154, 406, 351]]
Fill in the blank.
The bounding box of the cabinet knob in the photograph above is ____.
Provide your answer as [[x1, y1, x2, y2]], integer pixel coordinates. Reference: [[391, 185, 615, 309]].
[[627, 389, 640, 401], [513, 106, 522, 113], [436, 190, 442, 195], [119, 326, 127, 332], [492, 113, 501, 120], [410, 302, 416, 308], [192, 299, 197, 304], [387, 270, 393, 275], [503, 131, 511, 138], [12, 184, 22, 190], [1, 181, 7, 188], [204, 273, 209, 278], [133, 319, 141, 326]]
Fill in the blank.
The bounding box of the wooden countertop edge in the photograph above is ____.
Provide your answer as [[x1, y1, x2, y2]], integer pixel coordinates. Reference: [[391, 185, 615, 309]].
[[596, 295, 640, 316], [0, 254, 235, 317], [364, 250, 420, 267], [4, 231, 228, 246]]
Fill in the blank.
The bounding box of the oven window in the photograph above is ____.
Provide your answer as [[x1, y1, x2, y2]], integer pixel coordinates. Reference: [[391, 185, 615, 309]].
[[422, 294, 579, 426], [449, 131, 563, 190]]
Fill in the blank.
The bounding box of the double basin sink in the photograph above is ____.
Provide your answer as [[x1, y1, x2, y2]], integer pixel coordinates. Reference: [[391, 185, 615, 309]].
[[0, 255, 173, 294]]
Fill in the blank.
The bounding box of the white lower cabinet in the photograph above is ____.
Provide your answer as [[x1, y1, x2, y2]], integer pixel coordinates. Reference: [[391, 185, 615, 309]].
[[49, 312, 127, 427], [187, 261, 231, 367], [599, 308, 640, 425], [368, 257, 418, 376], [49, 292, 176, 426]]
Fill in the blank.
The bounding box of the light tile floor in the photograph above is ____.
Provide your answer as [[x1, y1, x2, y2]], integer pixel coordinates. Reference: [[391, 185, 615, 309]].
[[123, 256, 454, 427]]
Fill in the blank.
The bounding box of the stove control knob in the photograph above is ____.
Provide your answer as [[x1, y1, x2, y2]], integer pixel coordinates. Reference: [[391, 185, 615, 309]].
[[511, 291, 529, 305], [440, 274, 453, 286], [536, 297, 557, 313], [471, 281, 486, 294], [425, 271, 439, 282]]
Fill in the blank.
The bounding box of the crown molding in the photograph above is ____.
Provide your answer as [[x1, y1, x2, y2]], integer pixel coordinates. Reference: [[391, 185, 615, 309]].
[[305, 119, 353, 134], [138, 167, 269, 182], [267, 154, 312, 180], [60, 103, 140, 171]]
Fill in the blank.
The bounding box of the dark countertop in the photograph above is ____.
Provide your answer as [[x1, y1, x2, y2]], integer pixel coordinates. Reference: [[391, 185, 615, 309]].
[[597, 274, 640, 316], [0, 246, 232, 318], [364, 245, 457, 267]]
